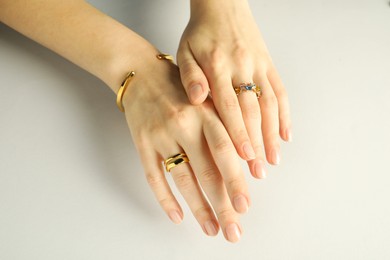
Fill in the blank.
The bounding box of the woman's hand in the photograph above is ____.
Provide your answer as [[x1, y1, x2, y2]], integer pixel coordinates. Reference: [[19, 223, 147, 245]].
[[0, 0, 255, 244], [177, 0, 292, 178], [122, 53, 249, 243]]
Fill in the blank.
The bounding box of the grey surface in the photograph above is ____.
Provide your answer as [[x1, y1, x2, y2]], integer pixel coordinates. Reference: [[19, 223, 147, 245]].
[[1, 0, 390, 259]]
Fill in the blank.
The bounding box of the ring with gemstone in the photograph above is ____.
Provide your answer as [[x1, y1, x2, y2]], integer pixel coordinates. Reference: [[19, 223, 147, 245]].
[[234, 83, 262, 98]]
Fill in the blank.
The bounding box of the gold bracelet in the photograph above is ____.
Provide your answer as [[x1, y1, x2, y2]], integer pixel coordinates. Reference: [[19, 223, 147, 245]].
[[116, 53, 174, 113], [116, 71, 135, 112], [156, 53, 174, 62]]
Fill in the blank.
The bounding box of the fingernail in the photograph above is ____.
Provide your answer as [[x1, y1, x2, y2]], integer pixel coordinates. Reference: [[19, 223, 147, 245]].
[[226, 223, 241, 243], [243, 142, 256, 160], [204, 220, 218, 236], [271, 149, 280, 165], [168, 210, 182, 224], [233, 194, 249, 213], [255, 161, 267, 179], [286, 129, 293, 142], [190, 84, 203, 103]]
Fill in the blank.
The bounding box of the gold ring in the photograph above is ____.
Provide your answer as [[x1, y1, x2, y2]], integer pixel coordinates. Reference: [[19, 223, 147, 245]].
[[234, 83, 262, 98], [164, 153, 190, 172]]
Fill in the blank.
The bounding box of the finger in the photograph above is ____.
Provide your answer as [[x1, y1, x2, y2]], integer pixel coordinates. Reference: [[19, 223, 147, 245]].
[[256, 73, 281, 165], [201, 108, 251, 214], [207, 73, 256, 161], [267, 66, 292, 142], [233, 76, 267, 179], [177, 42, 209, 104], [182, 135, 243, 243], [136, 140, 183, 225], [162, 148, 220, 237]]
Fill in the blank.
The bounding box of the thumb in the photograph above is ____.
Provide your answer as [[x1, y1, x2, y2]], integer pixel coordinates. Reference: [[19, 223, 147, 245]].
[[177, 49, 209, 105]]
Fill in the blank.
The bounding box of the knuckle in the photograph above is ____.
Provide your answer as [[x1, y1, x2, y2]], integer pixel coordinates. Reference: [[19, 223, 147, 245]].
[[216, 207, 236, 221], [220, 96, 240, 111], [234, 43, 249, 57], [141, 115, 164, 137], [226, 178, 246, 195], [199, 102, 218, 123], [278, 94, 290, 112], [193, 205, 212, 220], [135, 133, 148, 150], [264, 132, 280, 144], [208, 47, 225, 72], [279, 106, 291, 120], [180, 60, 201, 87], [235, 128, 249, 145], [232, 43, 251, 66], [258, 59, 270, 70], [243, 105, 260, 120], [145, 174, 164, 189], [209, 47, 224, 63], [276, 87, 288, 101], [262, 95, 278, 108], [174, 173, 194, 192], [200, 100, 216, 114], [199, 166, 223, 186], [158, 197, 173, 210], [252, 141, 264, 156], [166, 107, 193, 135], [214, 136, 235, 155]]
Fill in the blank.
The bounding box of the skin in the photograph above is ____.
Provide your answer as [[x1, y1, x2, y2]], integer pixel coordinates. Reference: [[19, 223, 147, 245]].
[[0, 0, 251, 243], [178, 0, 292, 178], [124, 59, 246, 242], [0, 0, 292, 244]]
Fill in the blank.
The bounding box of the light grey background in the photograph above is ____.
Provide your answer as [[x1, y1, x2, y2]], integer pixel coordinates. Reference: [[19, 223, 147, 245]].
[[1, 0, 390, 259]]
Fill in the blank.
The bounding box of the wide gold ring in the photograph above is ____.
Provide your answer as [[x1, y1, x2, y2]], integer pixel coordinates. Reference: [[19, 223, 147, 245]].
[[164, 153, 190, 172]]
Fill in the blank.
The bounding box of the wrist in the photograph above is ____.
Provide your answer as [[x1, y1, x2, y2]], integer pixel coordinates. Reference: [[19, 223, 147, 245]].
[[190, 0, 250, 17], [99, 33, 159, 95], [102, 35, 178, 112]]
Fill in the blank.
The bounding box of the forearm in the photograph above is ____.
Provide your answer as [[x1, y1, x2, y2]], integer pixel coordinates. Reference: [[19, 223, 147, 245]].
[[0, 0, 156, 93]]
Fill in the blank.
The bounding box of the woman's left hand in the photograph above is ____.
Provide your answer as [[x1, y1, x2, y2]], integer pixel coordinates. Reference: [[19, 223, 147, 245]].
[[177, 0, 292, 178]]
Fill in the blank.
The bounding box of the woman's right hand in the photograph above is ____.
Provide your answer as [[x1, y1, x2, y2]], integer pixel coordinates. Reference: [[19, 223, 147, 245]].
[[121, 52, 250, 243]]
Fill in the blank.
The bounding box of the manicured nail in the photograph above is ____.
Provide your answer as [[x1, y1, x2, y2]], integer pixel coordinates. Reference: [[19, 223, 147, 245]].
[[168, 210, 182, 224], [233, 194, 249, 213], [243, 142, 256, 160], [226, 223, 241, 243], [255, 161, 267, 179], [189, 84, 203, 103], [204, 220, 218, 236], [271, 149, 280, 165]]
